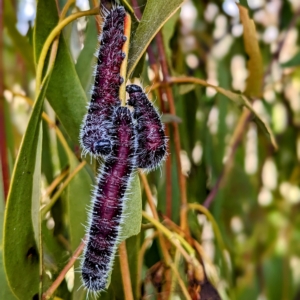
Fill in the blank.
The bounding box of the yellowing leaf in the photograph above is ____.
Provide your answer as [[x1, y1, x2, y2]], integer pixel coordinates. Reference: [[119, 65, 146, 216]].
[[238, 4, 263, 98]]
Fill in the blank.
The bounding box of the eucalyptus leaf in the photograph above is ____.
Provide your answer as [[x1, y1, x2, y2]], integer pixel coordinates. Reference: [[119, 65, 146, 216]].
[[34, 0, 88, 143], [3, 76, 50, 299], [127, 0, 184, 76], [75, 16, 98, 93], [237, 4, 263, 97]]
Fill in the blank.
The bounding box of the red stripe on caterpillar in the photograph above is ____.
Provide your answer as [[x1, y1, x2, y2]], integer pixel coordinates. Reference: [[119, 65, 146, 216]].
[[80, 6, 127, 157], [81, 106, 136, 292], [126, 84, 167, 171]]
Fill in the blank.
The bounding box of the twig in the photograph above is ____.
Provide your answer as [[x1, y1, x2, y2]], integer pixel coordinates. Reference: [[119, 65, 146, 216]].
[[41, 161, 87, 217], [0, 0, 9, 200], [10, 92, 75, 162], [131, 2, 173, 220], [35, 7, 99, 93], [60, 0, 75, 20], [188, 203, 230, 281], [142, 211, 196, 261], [42, 238, 86, 300], [169, 262, 192, 300], [139, 172, 171, 264], [155, 32, 188, 233], [119, 12, 132, 105], [119, 241, 134, 300], [137, 231, 158, 298], [42, 168, 70, 201]]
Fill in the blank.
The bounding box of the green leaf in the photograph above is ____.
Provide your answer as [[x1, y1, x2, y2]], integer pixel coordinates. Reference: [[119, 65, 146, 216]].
[[119, 173, 142, 241], [3, 77, 50, 299], [0, 158, 16, 299], [281, 51, 300, 68], [0, 252, 16, 300], [65, 157, 92, 300], [75, 16, 98, 93], [238, 4, 263, 97], [31, 125, 43, 254], [162, 9, 180, 70], [34, 0, 88, 143], [127, 0, 184, 76], [41, 119, 55, 184], [111, 234, 141, 300]]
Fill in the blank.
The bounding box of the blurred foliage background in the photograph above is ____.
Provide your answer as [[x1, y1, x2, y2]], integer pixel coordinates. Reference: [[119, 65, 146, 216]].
[[1, 0, 300, 299]]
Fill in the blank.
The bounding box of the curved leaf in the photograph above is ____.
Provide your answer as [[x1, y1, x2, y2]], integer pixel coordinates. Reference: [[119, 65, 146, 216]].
[[237, 4, 263, 97], [75, 17, 98, 93], [3, 77, 50, 299], [120, 173, 142, 241], [127, 0, 184, 76], [34, 0, 87, 143]]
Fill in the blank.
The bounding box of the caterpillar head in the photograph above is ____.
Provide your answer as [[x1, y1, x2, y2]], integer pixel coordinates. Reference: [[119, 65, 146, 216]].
[[93, 139, 112, 156]]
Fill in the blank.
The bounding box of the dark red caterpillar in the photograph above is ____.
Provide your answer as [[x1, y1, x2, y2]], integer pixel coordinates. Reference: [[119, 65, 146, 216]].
[[80, 6, 127, 157], [126, 84, 167, 171], [81, 106, 136, 292]]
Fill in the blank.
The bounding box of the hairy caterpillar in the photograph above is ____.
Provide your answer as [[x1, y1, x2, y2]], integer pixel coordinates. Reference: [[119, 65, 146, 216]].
[[80, 6, 127, 157], [81, 106, 136, 292], [126, 84, 167, 171]]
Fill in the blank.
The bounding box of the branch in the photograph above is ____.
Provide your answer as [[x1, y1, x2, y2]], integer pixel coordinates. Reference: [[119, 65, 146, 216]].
[[155, 32, 188, 233], [41, 161, 87, 217], [119, 241, 134, 300], [35, 7, 99, 93], [42, 238, 86, 300]]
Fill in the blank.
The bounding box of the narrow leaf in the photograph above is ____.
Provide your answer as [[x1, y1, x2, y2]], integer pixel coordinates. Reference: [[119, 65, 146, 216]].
[[3, 77, 50, 299], [34, 0, 88, 143], [75, 17, 98, 93], [127, 0, 184, 76], [238, 4, 263, 97]]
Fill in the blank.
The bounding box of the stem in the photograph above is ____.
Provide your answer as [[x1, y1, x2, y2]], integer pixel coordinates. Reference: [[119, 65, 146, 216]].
[[119, 241, 134, 300], [42, 168, 69, 201], [155, 32, 188, 233], [142, 211, 195, 259], [188, 203, 230, 280], [42, 238, 86, 300], [10, 92, 74, 162], [119, 13, 131, 105], [169, 263, 192, 300], [0, 0, 9, 200], [60, 0, 75, 20], [139, 173, 171, 264], [35, 7, 99, 93], [41, 161, 87, 218], [137, 231, 158, 298]]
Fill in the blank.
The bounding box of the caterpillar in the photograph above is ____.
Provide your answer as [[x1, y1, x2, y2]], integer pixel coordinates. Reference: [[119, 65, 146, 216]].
[[80, 6, 127, 157], [126, 84, 167, 171], [81, 106, 136, 292]]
